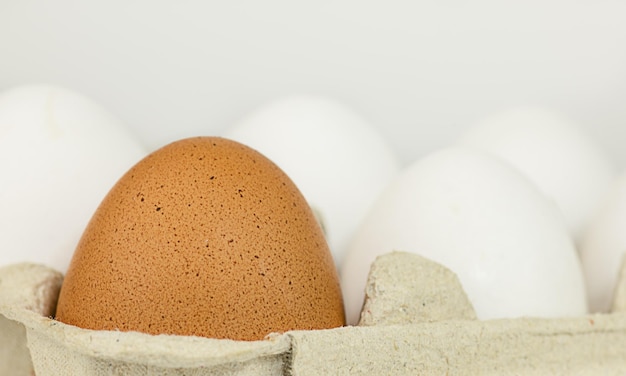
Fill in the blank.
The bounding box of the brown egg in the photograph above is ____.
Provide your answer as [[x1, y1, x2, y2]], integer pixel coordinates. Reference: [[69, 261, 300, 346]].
[[55, 137, 345, 341]]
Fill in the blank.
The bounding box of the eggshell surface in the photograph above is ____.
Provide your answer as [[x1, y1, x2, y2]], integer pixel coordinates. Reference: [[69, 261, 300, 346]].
[[458, 107, 616, 243], [580, 174, 626, 313], [224, 96, 400, 268], [341, 147, 587, 325], [0, 85, 145, 272], [55, 137, 345, 341]]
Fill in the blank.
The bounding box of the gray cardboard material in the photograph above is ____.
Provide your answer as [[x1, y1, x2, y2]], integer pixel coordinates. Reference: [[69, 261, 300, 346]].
[[359, 251, 476, 325], [4, 251, 626, 375], [288, 314, 626, 375], [0, 315, 31, 376], [5, 307, 290, 375], [0, 263, 63, 376], [612, 254, 626, 313]]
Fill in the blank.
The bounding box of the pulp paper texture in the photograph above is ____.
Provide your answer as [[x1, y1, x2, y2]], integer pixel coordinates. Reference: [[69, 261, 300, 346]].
[[0, 315, 31, 375], [612, 254, 626, 313], [288, 313, 626, 374], [3, 252, 626, 375], [0, 263, 63, 376], [359, 251, 476, 325]]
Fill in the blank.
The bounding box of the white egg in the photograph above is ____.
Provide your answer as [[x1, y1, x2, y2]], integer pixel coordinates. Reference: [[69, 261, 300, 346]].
[[580, 173, 626, 313], [458, 107, 616, 243], [223, 96, 400, 268], [341, 147, 587, 325], [0, 85, 146, 272]]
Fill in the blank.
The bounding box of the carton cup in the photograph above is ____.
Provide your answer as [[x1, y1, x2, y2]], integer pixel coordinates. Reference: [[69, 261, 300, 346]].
[[3, 252, 626, 375]]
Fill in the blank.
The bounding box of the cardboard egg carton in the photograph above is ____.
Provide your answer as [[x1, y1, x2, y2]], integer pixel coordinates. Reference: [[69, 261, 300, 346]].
[[3, 251, 626, 375]]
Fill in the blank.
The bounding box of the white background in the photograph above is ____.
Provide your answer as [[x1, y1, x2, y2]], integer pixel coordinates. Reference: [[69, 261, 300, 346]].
[[1, 0, 625, 167]]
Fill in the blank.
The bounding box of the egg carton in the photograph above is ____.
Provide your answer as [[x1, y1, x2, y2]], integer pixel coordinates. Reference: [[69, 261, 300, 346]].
[[3, 251, 626, 375]]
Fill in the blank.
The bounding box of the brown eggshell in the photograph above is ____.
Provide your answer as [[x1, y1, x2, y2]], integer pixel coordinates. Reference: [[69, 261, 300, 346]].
[[55, 137, 345, 341]]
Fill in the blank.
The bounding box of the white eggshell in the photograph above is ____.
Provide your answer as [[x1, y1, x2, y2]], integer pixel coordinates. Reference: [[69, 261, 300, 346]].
[[341, 147, 587, 325], [223, 96, 400, 267], [580, 173, 626, 313], [458, 107, 616, 243], [0, 85, 146, 272]]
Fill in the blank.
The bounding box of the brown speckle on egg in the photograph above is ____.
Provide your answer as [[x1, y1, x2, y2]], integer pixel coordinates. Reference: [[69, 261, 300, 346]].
[[55, 137, 345, 341]]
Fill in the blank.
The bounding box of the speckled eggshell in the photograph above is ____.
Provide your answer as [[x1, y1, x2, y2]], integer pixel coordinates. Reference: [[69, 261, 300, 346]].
[[55, 137, 345, 341]]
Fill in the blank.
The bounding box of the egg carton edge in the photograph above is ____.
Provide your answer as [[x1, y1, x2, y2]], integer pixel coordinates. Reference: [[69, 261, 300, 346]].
[[3, 253, 626, 375]]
